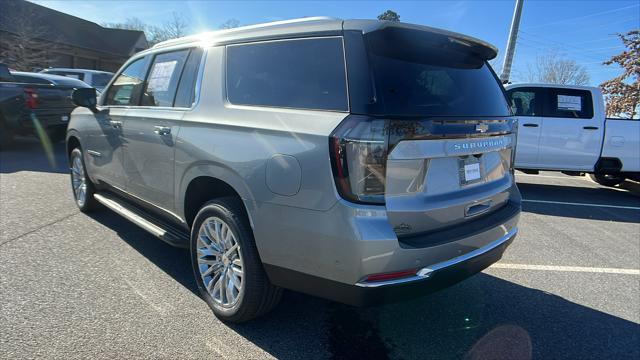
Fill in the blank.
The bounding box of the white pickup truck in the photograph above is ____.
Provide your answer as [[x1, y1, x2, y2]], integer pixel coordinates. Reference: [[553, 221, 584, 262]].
[[505, 83, 640, 186]]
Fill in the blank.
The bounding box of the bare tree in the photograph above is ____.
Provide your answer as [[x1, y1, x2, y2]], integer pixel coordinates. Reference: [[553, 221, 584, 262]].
[[103, 12, 190, 46], [377, 10, 401, 22], [527, 52, 590, 85], [0, 0, 63, 71], [219, 19, 241, 29], [600, 30, 639, 118]]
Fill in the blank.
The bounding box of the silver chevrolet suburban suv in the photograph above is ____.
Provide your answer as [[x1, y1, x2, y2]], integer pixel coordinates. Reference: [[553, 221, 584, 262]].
[[67, 17, 521, 322]]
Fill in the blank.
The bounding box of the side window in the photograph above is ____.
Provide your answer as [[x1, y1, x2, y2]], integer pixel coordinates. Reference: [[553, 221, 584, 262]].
[[226, 37, 348, 111], [50, 72, 84, 81], [507, 89, 539, 116], [174, 48, 204, 108], [544, 88, 593, 119], [141, 49, 190, 107], [105, 57, 149, 106]]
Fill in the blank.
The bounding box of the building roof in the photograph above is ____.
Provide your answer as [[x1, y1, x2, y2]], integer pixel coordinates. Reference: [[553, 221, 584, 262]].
[[0, 0, 147, 57]]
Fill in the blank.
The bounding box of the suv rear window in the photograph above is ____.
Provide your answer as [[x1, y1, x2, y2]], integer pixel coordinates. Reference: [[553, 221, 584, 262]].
[[226, 37, 348, 111], [365, 31, 510, 117]]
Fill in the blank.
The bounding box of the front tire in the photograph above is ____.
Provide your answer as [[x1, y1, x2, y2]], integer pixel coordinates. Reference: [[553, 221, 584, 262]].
[[190, 197, 281, 323], [69, 147, 98, 212], [589, 173, 625, 187]]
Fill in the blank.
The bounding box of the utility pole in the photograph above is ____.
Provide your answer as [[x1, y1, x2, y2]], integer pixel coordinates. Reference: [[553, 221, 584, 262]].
[[500, 0, 524, 84]]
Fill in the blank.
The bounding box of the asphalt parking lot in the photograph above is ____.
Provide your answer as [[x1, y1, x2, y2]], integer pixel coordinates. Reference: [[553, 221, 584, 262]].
[[1, 138, 639, 359]]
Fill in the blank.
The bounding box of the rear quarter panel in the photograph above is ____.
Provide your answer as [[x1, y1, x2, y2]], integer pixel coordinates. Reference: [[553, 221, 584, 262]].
[[174, 46, 349, 220]]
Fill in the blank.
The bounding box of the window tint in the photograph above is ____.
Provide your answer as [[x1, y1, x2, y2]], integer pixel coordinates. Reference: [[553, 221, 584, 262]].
[[174, 48, 204, 108], [544, 88, 593, 119], [105, 57, 148, 106], [47, 71, 84, 80], [226, 37, 348, 111], [364, 30, 510, 117], [92, 73, 114, 88], [142, 49, 190, 107], [508, 89, 539, 116]]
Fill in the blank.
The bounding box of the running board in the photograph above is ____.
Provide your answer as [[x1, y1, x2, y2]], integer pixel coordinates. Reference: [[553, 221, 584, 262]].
[[94, 192, 190, 248]]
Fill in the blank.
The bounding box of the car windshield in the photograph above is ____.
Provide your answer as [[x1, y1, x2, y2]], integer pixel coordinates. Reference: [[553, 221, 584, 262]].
[[365, 30, 511, 117]]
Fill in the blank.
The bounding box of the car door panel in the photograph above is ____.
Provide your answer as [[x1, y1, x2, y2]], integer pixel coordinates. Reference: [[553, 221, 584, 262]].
[[84, 107, 126, 189], [508, 88, 542, 168], [538, 88, 603, 171], [122, 109, 183, 212]]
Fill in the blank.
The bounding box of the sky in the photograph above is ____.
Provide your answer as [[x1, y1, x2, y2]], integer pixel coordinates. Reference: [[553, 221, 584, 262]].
[[30, 0, 640, 86]]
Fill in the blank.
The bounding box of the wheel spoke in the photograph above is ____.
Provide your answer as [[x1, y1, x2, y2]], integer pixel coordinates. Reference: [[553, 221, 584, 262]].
[[197, 216, 244, 308]]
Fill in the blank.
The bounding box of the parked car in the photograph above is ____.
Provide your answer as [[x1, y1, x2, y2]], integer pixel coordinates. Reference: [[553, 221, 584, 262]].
[[40, 68, 114, 92], [66, 17, 521, 322], [1, 64, 91, 146], [505, 83, 640, 186]]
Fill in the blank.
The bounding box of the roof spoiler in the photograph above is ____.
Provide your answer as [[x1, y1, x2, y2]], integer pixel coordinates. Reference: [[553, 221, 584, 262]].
[[344, 20, 498, 60]]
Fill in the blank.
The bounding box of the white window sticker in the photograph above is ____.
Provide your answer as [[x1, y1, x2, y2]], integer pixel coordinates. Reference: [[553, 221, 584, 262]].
[[464, 163, 481, 182], [557, 95, 582, 111], [147, 60, 177, 92]]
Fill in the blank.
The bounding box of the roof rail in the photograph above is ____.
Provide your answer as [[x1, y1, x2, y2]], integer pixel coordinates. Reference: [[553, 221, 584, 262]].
[[152, 16, 339, 49]]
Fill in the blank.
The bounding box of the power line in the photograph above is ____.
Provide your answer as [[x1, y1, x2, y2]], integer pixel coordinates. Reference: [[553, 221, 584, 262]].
[[523, 3, 640, 30]]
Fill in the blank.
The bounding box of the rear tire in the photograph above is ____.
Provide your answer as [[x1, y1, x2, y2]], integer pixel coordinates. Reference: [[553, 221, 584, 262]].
[[69, 147, 98, 212], [589, 173, 625, 187], [190, 197, 282, 323]]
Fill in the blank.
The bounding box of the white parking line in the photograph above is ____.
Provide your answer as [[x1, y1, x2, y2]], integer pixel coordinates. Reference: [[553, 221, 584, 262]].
[[492, 263, 640, 275], [516, 174, 586, 180], [522, 199, 640, 210]]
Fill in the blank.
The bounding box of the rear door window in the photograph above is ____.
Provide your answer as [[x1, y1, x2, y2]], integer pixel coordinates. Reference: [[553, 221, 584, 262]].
[[543, 88, 593, 119], [226, 37, 348, 111], [105, 57, 149, 106], [142, 49, 190, 107]]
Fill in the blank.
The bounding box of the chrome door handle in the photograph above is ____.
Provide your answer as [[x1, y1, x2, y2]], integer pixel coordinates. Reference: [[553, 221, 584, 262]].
[[109, 120, 122, 128], [153, 126, 171, 136]]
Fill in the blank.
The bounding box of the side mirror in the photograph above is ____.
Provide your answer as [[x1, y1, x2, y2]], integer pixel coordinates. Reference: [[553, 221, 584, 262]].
[[72, 88, 98, 113]]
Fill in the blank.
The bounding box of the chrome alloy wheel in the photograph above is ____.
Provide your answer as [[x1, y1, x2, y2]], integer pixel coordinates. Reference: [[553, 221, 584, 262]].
[[71, 153, 87, 207], [197, 217, 244, 308]]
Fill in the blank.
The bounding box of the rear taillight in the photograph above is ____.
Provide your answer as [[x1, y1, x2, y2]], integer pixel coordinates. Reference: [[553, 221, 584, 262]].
[[24, 87, 39, 109], [329, 115, 389, 204]]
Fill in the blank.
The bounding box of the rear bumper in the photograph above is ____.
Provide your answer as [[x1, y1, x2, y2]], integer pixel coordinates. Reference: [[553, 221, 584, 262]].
[[255, 187, 521, 306], [19, 108, 72, 130], [264, 227, 516, 306]]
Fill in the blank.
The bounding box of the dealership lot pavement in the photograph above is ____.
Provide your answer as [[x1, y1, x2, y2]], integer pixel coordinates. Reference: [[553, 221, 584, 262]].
[[1, 139, 638, 359]]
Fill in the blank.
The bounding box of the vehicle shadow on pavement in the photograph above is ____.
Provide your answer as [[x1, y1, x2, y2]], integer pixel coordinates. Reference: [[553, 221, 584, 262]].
[[83, 208, 640, 360], [519, 183, 640, 223], [86, 210, 199, 296], [0, 137, 68, 174]]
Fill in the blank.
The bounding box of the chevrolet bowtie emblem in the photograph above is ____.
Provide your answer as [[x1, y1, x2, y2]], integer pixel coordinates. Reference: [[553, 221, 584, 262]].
[[475, 124, 489, 133]]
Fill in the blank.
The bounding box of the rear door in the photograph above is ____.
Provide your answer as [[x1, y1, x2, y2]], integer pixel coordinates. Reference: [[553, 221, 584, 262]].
[[506, 87, 543, 168], [122, 47, 203, 212], [538, 87, 603, 171]]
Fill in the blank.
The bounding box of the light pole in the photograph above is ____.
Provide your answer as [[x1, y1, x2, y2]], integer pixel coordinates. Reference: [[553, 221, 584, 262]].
[[500, 0, 524, 84]]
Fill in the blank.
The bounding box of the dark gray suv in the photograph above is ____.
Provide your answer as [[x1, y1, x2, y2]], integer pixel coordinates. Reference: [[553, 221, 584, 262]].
[[67, 17, 521, 322]]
